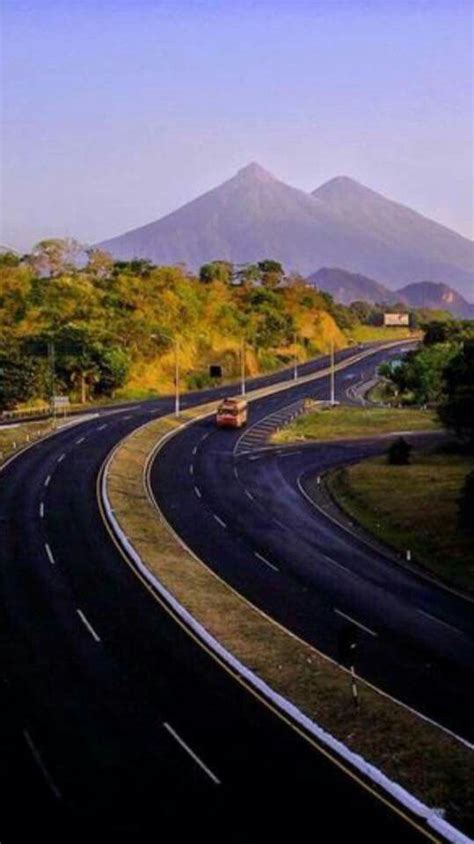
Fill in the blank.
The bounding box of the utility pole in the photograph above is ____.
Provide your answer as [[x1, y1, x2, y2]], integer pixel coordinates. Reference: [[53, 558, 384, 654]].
[[48, 341, 56, 420], [293, 332, 298, 381], [174, 338, 180, 417], [241, 338, 246, 396], [330, 340, 335, 406]]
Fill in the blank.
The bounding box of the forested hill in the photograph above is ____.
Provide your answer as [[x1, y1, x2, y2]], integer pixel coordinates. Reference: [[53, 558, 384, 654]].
[[1, 246, 360, 409]]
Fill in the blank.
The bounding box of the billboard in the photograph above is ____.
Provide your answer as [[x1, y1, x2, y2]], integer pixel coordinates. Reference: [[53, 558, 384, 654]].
[[384, 312, 410, 326]]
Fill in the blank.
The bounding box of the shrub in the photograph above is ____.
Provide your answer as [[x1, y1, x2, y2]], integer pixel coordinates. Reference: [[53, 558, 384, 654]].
[[387, 437, 412, 465]]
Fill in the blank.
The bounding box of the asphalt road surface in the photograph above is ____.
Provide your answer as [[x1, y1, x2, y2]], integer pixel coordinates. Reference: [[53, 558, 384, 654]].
[[0, 342, 465, 842], [151, 352, 474, 743]]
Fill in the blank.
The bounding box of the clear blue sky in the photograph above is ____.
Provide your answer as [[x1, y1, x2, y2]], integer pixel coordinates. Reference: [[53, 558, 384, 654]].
[[1, 0, 473, 251]]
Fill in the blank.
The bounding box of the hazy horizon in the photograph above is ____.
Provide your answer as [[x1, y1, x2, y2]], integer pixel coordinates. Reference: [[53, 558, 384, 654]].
[[2, 0, 473, 252]]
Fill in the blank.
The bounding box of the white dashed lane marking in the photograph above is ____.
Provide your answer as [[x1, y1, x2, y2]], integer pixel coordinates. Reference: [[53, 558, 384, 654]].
[[163, 722, 221, 785], [254, 552, 279, 572], [76, 609, 101, 642]]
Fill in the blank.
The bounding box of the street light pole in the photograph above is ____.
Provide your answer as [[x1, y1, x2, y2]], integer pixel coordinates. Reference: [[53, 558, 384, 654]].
[[48, 341, 56, 420], [330, 340, 335, 406], [241, 338, 246, 397], [293, 332, 298, 381], [174, 338, 180, 417]]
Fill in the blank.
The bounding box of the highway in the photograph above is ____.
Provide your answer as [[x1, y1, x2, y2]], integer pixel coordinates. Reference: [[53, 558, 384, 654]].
[[151, 351, 474, 742], [0, 342, 468, 842]]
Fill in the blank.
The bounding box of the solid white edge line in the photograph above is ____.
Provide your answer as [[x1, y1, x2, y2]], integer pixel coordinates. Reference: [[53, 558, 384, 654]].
[[334, 608, 378, 638], [23, 729, 62, 800], [254, 552, 279, 572], [417, 610, 462, 635], [163, 722, 220, 785], [76, 608, 101, 642], [45, 543, 55, 565]]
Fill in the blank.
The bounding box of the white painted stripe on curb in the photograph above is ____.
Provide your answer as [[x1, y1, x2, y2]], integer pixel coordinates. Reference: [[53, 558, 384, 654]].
[[163, 722, 220, 785]]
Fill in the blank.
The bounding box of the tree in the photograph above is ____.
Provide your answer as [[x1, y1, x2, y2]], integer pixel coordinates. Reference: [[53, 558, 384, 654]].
[[0, 251, 21, 268], [438, 340, 474, 444], [458, 471, 474, 532], [0, 337, 45, 410], [387, 437, 412, 465], [199, 261, 233, 285], [85, 248, 114, 280], [258, 259, 284, 289], [383, 344, 456, 404], [28, 238, 83, 277]]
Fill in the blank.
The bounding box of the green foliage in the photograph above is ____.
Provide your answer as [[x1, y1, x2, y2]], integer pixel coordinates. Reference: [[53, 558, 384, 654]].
[[0, 251, 21, 268], [383, 343, 457, 404], [0, 336, 45, 410], [199, 260, 233, 284], [0, 240, 353, 408], [438, 340, 474, 444], [387, 437, 412, 465], [458, 470, 474, 532], [423, 320, 474, 346]]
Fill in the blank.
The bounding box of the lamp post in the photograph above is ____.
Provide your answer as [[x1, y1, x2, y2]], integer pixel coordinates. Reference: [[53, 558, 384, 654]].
[[240, 338, 246, 397], [174, 337, 180, 417], [330, 340, 335, 406], [293, 332, 298, 381], [151, 332, 180, 417]]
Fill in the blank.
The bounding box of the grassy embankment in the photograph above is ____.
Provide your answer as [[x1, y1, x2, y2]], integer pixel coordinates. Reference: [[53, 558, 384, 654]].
[[106, 403, 473, 835], [0, 419, 62, 464], [327, 451, 474, 593], [117, 324, 415, 399], [272, 404, 440, 444]]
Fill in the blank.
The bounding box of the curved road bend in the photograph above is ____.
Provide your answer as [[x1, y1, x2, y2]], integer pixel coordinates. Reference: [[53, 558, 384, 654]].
[[0, 343, 451, 842], [151, 352, 474, 742]]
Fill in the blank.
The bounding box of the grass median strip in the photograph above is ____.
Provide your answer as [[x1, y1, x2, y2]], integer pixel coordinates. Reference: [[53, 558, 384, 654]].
[[272, 405, 440, 444], [106, 407, 473, 836]]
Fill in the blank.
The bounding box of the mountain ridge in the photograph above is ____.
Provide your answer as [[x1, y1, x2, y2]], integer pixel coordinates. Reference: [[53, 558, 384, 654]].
[[98, 163, 474, 299]]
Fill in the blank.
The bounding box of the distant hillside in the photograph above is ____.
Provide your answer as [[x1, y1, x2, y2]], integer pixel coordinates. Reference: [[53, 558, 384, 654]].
[[307, 267, 394, 305], [395, 282, 474, 319], [97, 164, 474, 299]]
